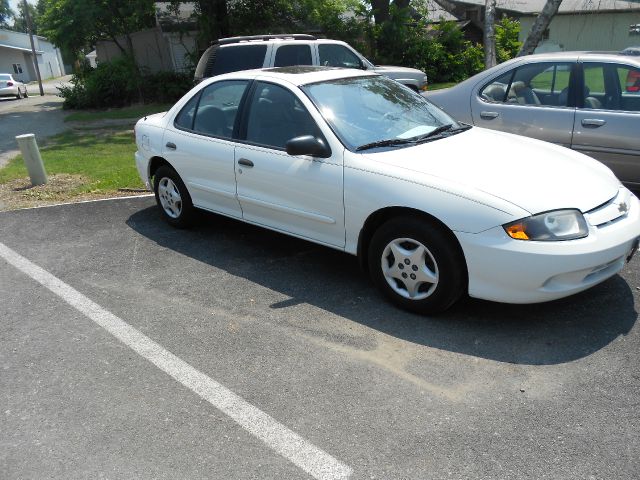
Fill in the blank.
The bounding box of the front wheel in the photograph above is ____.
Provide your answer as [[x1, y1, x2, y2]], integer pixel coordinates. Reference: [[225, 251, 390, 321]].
[[368, 217, 466, 314], [153, 166, 195, 228]]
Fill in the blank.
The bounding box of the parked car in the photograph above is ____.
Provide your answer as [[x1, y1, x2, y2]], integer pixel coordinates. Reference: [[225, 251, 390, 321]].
[[194, 34, 429, 92], [0, 73, 28, 99], [423, 52, 640, 187], [134, 66, 640, 314], [621, 46, 640, 56]]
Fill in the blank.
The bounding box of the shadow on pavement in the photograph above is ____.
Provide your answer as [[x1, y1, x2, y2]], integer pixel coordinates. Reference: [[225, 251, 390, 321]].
[[127, 206, 637, 366]]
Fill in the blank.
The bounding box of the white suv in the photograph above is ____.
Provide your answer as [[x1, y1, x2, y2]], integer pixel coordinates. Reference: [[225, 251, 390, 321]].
[[194, 34, 428, 91]]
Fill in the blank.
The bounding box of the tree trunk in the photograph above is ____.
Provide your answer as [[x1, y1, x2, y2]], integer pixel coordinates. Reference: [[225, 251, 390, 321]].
[[483, 0, 496, 69], [518, 0, 563, 56], [370, 0, 390, 24]]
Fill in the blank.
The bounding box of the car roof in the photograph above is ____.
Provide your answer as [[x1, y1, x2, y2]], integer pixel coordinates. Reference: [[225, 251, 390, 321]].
[[207, 66, 377, 87], [506, 51, 640, 64]]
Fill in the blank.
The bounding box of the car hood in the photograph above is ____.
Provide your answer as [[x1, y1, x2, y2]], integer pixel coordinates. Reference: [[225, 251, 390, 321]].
[[373, 65, 424, 76], [361, 127, 620, 214]]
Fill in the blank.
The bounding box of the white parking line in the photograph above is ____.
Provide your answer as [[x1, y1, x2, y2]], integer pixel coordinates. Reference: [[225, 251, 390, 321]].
[[0, 242, 352, 480]]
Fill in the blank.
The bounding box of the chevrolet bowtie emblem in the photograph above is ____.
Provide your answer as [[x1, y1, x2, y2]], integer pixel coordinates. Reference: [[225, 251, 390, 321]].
[[619, 202, 628, 213]]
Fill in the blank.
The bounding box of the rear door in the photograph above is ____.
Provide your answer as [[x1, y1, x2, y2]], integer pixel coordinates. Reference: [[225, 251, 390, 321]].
[[572, 61, 640, 186], [471, 61, 576, 147], [162, 80, 250, 218]]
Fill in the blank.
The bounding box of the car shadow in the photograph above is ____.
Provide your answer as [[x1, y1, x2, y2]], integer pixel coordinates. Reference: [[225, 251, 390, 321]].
[[127, 206, 637, 366]]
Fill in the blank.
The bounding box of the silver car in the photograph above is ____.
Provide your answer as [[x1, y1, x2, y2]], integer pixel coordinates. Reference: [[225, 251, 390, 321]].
[[424, 52, 640, 187], [0, 73, 28, 99]]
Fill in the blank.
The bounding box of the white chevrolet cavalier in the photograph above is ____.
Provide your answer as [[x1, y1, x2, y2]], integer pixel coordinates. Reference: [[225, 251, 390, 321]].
[[134, 67, 640, 314]]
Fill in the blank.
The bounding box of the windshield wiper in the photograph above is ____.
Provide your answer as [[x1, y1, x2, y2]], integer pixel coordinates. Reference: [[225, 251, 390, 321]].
[[410, 123, 472, 144], [356, 138, 414, 151]]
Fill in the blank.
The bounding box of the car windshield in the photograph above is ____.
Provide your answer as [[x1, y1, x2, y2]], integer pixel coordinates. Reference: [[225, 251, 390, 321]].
[[301, 76, 459, 151]]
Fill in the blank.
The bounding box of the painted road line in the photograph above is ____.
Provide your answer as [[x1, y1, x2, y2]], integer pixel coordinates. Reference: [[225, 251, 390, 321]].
[[0, 242, 352, 480]]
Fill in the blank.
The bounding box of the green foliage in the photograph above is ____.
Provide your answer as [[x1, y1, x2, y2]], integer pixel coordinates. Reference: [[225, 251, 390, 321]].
[[58, 56, 193, 109], [0, 0, 11, 27], [39, 0, 155, 62], [496, 16, 522, 63], [372, 6, 483, 83]]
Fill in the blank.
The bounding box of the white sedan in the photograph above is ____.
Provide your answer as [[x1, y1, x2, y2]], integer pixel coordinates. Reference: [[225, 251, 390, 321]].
[[134, 67, 640, 314], [0, 73, 28, 99]]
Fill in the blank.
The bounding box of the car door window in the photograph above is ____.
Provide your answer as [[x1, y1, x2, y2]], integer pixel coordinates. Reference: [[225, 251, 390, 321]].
[[192, 80, 249, 138], [480, 63, 573, 107], [318, 44, 362, 69], [617, 65, 640, 112], [274, 45, 313, 67], [174, 92, 201, 130], [582, 64, 607, 109], [245, 82, 323, 150]]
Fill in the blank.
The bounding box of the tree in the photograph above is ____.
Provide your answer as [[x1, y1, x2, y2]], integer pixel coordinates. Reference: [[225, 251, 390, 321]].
[[39, 0, 156, 61], [0, 0, 12, 28], [12, 1, 39, 34], [518, 0, 562, 56]]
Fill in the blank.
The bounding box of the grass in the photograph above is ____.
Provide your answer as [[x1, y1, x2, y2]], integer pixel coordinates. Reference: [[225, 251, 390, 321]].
[[64, 103, 171, 122], [428, 82, 458, 91], [0, 127, 144, 209]]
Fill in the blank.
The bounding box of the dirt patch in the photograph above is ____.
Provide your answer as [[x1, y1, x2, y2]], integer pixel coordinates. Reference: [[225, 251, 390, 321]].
[[0, 174, 149, 211]]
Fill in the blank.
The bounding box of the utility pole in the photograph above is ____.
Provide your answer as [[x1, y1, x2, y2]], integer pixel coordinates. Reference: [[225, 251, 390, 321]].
[[484, 0, 497, 69], [23, 0, 44, 96]]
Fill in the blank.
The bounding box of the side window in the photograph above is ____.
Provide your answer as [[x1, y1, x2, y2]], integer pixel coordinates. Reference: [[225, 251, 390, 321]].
[[274, 45, 312, 67], [318, 44, 362, 69], [481, 63, 573, 107], [617, 65, 640, 112], [480, 70, 512, 103], [529, 63, 571, 105], [582, 64, 607, 110], [174, 92, 201, 130], [210, 45, 267, 76], [192, 80, 249, 138], [246, 82, 323, 150]]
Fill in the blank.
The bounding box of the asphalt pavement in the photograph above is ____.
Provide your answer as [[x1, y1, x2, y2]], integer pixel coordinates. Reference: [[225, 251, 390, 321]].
[[0, 94, 68, 168], [1, 196, 639, 479]]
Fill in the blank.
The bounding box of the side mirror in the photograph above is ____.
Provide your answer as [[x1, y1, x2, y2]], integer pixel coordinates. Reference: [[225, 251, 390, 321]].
[[285, 135, 331, 158]]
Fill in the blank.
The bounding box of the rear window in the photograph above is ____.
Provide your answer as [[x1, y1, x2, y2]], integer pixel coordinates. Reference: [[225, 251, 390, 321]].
[[210, 45, 267, 76], [0, 74, 11, 80]]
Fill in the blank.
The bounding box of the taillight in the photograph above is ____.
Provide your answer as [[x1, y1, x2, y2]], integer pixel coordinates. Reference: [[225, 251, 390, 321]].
[[7, 81, 13, 86], [626, 70, 640, 92]]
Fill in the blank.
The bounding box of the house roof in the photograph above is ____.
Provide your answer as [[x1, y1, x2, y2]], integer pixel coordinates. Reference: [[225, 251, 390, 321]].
[[448, 0, 640, 14], [0, 42, 43, 54]]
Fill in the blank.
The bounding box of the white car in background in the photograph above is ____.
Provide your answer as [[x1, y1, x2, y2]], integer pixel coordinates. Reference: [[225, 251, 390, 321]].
[[134, 67, 640, 314], [0, 73, 28, 99]]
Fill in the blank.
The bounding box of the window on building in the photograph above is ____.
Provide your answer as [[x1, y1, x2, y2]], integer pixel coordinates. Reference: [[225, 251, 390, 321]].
[[12, 64, 22, 74]]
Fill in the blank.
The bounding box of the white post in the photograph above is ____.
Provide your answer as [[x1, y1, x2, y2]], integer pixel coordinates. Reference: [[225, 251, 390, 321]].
[[16, 134, 47, 186]]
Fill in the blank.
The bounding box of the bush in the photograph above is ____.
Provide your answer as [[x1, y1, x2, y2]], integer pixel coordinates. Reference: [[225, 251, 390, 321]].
[[371, 7, 484, 84], [59, 55, 194, 110]]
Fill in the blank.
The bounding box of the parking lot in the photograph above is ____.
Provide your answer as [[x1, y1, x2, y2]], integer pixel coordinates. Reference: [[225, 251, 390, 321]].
[[1, 195, 639, 479]]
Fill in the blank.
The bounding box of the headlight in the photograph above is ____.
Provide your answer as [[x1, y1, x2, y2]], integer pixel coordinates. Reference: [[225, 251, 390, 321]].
[[504, 209, 588, 241]]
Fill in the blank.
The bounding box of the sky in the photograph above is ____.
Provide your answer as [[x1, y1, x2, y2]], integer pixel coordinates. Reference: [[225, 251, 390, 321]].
[[8, 0, 34, 13]]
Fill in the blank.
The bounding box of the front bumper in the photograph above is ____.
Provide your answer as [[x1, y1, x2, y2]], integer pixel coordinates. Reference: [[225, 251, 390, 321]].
[[456, 190, 640, 304]]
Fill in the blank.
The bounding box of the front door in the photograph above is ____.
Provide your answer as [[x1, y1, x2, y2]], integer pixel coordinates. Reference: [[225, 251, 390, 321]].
[[471, 61, 576, 147], [235, 81, 345, 248]]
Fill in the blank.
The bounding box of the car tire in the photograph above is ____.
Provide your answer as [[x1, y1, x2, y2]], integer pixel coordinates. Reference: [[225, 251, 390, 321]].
[[23, 88, 28, 98], [368, 216, 466, 314], [153, 165, 195, 228], [15, 91, 21, 100]]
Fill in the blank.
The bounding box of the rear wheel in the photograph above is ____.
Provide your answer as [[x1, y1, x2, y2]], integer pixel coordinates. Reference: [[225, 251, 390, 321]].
[[368, 217, 466, 314], [153, 166, 195, 228]]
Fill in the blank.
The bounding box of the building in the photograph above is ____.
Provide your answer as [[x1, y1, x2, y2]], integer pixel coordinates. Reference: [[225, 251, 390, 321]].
[[96, 2, 198, 73], [0, 28, 65, 82], [434, 0, 640, 52]]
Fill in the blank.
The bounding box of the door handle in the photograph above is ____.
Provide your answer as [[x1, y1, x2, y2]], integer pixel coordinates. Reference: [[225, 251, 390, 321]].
[[581, 118, 606, 127], [237, 158, 254, 167], [166, 142, 177, 149], [480, 111, 499, 119]]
